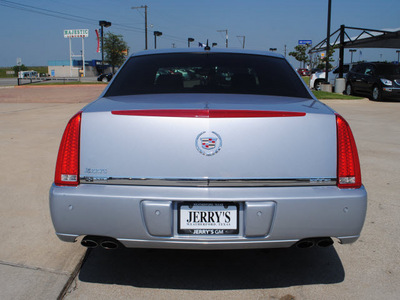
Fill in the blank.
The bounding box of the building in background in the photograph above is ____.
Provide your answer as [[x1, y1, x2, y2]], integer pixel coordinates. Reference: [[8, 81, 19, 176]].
[[48, 59, 112, 77]]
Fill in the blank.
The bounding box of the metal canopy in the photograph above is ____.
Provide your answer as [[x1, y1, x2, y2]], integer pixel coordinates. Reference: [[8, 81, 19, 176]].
[[309, 25, 400, 78]]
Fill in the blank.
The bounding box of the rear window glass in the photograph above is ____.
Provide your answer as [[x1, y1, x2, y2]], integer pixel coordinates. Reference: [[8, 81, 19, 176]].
[[105, 53, 312, 99]]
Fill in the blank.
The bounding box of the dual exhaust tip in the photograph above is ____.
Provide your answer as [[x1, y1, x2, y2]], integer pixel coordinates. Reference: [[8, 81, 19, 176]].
[[81, 236, 120, 250], [295, 237, 334, 249]]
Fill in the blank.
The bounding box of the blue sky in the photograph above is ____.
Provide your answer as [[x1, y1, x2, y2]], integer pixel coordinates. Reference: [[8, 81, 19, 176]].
[[0, 0, 399, 68]]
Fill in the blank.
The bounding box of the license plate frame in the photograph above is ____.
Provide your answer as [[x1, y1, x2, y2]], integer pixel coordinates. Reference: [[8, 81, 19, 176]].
[[178, 202, 239, 235]]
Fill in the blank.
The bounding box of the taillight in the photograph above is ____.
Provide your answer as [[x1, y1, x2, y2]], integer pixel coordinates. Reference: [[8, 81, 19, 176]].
[[55, 112, 82, 186], [336, 113, 361, 189]]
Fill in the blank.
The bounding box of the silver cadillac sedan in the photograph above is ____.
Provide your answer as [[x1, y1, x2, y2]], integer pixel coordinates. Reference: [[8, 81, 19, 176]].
[[50, 48, 367, 250]]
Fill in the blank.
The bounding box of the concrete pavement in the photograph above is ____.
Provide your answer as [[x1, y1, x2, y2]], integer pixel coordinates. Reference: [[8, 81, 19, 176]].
[[0, 85, 399, 299], [0, 86, 104, 299]]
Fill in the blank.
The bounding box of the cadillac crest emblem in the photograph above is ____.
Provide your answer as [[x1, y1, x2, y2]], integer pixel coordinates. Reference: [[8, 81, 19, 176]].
[[195, 131, 222, 156]]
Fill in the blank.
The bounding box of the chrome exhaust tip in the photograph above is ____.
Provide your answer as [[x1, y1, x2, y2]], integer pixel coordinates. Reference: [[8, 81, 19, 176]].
[[295, 239, 315, 249], [100, 240, 119, 250], [316, 237, 334, 248], [81, 237, 98, 248]]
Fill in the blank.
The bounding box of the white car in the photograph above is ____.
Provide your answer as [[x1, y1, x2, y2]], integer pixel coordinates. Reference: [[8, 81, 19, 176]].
[[310, 64, 350, 90]]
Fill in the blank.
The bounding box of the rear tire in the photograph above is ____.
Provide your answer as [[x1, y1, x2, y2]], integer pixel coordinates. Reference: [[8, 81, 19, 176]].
[[371, 86, 382, 101], [314, 80, 323, 91], [345, 83, 352, 96]]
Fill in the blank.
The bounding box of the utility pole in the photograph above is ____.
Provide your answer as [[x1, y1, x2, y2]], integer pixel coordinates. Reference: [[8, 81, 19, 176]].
[[131, 5, 148, 50], [237, 35, 245, 49], [217, 29, 228, 48], [284, 44, 287, 57], [396, 50, 400, 62]]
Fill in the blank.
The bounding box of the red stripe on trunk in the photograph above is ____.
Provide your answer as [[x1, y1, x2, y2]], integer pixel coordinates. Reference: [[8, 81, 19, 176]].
[[111, 109, 306, 118]]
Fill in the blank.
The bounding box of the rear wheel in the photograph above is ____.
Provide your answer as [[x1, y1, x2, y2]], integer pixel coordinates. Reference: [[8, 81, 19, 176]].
[[346, 83, 352, 96], [372, 86, 382, 101], [314, 79, 323, 91]]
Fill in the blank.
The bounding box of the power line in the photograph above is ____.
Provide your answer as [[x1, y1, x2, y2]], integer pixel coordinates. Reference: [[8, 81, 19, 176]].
[[0, 0, 97, 23], [0, 0, 207, 47], [0, 0, 144, 33]]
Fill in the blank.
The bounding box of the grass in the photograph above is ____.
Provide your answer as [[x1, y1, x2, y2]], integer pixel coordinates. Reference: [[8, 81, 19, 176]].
[[301, 76, 363, 100], [312, 90, 364, 100], [0, 67, 16, 78], [301, 76, 310, 86]]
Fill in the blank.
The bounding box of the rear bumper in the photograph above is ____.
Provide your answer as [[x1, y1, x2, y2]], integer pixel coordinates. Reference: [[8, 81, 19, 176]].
[[50, 183, 367, 249]]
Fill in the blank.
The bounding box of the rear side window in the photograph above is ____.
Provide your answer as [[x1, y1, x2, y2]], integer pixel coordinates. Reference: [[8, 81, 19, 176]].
[[105, 53, 312, 99], [351, 64, 365, 74]]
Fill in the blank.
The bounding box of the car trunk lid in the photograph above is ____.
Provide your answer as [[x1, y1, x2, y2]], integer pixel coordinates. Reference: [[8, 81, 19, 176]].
[[79, 94, 336, 185]]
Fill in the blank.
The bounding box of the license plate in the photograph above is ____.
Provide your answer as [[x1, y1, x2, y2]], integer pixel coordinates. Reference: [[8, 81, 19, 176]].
[[178, 202, 238, 235]]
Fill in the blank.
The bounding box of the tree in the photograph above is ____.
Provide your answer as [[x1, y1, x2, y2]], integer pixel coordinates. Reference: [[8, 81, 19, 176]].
[[289, 45, 310, 68], [103, 32, 129, 73], [12, 64, 27, 76], [317, 46, 337, 70]]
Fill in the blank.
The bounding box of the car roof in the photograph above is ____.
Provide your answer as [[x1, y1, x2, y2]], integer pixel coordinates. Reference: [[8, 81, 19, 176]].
[[354, 61, 395, 66], [130, 48, 284, 59]]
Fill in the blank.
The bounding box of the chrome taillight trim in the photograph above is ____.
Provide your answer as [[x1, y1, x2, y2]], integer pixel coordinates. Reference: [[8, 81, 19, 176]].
[[80, 177, 336, 187]]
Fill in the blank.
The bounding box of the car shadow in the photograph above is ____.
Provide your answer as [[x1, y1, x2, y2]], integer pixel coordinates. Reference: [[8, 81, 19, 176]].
[[78, 245, 344, 290]]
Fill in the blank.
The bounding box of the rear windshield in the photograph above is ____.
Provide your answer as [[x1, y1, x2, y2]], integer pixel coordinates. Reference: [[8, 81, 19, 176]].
[[105, 53, 312, 99]]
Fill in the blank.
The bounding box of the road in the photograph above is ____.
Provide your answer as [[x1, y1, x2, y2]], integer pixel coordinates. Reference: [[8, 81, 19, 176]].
[[0, 77, 98, 87], [0, 85, 399, 299], [0, 78, 17, 86]]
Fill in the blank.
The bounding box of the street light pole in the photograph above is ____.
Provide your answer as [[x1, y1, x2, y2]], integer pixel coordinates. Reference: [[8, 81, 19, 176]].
[[99, 20, 112, 74], [237, 35, 245, 49], [217, 29, 228, 48], [349, 49, 357, 63], [325, 0, 332, 84], [188, 37, 194, 48], [397, 50, 400, 62], [154, 31, 162, 49]]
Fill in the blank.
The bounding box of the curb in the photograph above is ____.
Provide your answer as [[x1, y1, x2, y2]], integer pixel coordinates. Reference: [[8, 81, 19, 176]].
[[57, 249, 90, 300]]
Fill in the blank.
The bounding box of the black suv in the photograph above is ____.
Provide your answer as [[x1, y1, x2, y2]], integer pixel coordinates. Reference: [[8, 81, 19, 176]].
[[346, 62, 400, 101]]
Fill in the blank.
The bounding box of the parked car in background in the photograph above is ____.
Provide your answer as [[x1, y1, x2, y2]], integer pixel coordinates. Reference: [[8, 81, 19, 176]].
[[18, 70, 38, 79], [297, 68, 310, 76], [50, 49, 366, 251], [346, 62, 400, 101], [311, 68, 322, 74], [97, 73, 113, 82], [310, 64, 350, 90]]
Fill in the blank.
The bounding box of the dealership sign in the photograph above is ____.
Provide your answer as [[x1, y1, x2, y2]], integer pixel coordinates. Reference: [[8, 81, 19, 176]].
[[64, 29, 89, 38]]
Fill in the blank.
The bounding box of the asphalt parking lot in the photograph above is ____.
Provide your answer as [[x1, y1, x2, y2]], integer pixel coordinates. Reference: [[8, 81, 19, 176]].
[[0, 85, 399, 299]]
